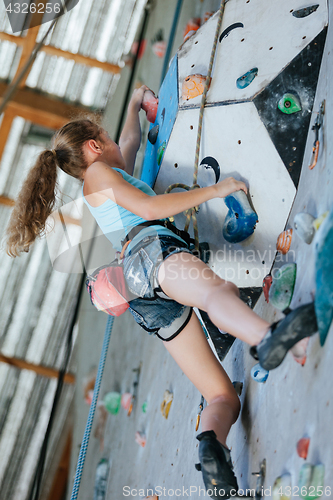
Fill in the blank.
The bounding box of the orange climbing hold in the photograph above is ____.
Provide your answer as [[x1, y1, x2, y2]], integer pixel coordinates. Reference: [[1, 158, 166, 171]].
[[182, 74, 211, 101], [297, 437, 310, 459], [183, 17, 201, 41], [276, 228, 293, 254], [262, 274, 272, 303]]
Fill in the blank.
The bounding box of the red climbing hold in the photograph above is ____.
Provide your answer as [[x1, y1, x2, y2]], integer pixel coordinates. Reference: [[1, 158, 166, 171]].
[[141, 90, 158, 123], [263, 274, 272, 303], [297, 437, 310, 459]]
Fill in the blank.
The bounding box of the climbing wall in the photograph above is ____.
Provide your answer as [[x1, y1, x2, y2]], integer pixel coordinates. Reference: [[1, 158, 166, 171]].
[[142, 0, 328, 288]]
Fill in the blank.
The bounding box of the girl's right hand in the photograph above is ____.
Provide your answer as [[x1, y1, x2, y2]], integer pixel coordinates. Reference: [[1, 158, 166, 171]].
[[215, 177, 248, 198]]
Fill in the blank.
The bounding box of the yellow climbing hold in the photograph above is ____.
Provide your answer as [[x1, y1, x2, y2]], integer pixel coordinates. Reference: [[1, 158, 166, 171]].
[[313, 211, 329, 231], [160, 390, 173, 419]]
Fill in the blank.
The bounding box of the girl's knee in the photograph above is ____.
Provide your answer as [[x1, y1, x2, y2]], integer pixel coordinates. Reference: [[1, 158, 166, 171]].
[[209, 393, 241, 420]]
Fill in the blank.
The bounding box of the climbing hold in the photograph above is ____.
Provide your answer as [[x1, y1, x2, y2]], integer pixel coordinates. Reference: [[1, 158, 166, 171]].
[[143, 496, 158, 500], [276, 228, 293, 254], [272, 473, 292, 500], [182, 74, 211, 101], [251, 363, 269, 383], [291, 337, 309, 366], [160, 390, 173, 419], [292, 5, 319, 18], [263, 274, 273, 303], [313, 211, 328, 231], [183, 18, 201, 42], [142, 401, 148, 413], [200, 156, 220, 184], [269, 263, 297, 311], [148, 124, 159, 145], [135, 431, 146, 447], [103, 392, 121, 415], [236, 68, 258, 89], [232, 381, 243, 396], [219, 22, 244, 43], [298, 464, 325, 499], [297, 437, 310, 459], [157, 141, 166, 166], [151, 29, 166, 58], [94, 459, 109, 500], [294, 213, 316, 244], [315, 207, 333, 346], [141, 90, 158, 123], [121, 393, 132, 411], [278, 93, 302, 114], [223, 190, 258, 243]]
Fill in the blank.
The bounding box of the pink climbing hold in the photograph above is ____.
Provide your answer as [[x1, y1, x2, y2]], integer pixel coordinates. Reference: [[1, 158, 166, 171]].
[[141, 90, 158, 123], [262, 274, 272, 303], [121, 393, 132, 411], [297, 437, 310, 459], [135, 431, 146, 447]]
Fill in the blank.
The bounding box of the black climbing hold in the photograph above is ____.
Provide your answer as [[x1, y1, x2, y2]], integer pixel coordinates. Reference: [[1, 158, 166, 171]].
[[161, 108, 165, 126], [200, 156, 220, 183], [236, 67, 258, 89], [219, 22, 244, 42], [292, 4, 319, 18], [195, 463, 202, 471], [148, 124, 159, 144]]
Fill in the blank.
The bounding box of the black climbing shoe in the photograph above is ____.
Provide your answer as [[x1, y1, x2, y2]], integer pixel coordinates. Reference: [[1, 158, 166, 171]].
[[196, 430, 238, 499], [250, 302, 318, 370]]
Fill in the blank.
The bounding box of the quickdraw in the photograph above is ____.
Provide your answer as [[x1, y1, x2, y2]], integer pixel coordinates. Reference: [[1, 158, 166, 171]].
[[309, 100, 325, 170]]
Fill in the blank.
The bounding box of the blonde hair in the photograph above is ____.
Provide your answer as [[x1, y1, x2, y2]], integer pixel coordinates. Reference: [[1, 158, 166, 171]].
[[6, 117, 104, 257]]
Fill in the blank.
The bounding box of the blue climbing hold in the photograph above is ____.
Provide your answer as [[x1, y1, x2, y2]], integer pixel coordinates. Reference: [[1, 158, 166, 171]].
[[251, 363, 269, 383], [223, 190, 258, 243], [236, 68, 258, 89], [315, 206, 333, 346]]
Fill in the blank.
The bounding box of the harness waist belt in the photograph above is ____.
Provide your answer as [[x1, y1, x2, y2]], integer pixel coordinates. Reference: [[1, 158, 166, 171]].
[[121, 220, 192, 247]]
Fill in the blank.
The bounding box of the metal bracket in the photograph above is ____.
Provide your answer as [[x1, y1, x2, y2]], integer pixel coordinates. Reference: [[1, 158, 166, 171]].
[[252, 459, 266, 499]]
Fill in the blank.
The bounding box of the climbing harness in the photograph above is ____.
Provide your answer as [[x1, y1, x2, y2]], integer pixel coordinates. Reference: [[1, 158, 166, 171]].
[[165, 0, 226, 250], [309, 100, 325, 170], [70, 316, 114, 500]]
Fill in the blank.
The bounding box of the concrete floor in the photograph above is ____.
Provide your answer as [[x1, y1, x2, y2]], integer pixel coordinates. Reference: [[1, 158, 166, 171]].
[[67, 1, 333, 499]]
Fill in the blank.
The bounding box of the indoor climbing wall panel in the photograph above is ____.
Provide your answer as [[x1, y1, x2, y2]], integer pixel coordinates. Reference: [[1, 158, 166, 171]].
[[178, 0, 328, 104], [154, 104, 295, 287], [142, 0, 328, 288]]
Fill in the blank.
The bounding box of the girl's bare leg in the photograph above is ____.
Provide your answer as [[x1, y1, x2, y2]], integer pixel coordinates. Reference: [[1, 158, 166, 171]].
[[163, 311, 240, 446], [158, 252, 270, 346]]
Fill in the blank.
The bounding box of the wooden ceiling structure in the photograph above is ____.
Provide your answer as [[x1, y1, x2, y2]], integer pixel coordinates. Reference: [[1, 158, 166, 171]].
[[0, 3, 122, 208]]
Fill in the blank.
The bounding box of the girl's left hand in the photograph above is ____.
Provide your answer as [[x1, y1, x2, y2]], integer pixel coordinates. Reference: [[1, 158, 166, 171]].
[[129, 85, 151, 113]]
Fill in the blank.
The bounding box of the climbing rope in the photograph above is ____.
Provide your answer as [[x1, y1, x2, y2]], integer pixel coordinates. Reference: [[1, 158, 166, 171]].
[[165, 0, 226, 250], [70, 315, 114, 500]]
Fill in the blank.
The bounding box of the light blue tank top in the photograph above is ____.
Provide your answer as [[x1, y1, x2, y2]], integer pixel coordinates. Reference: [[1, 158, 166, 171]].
[[82, 167, 184, 251]]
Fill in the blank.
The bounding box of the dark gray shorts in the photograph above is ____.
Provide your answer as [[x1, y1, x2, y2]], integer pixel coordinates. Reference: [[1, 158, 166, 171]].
[[123, 234, 193, 341]]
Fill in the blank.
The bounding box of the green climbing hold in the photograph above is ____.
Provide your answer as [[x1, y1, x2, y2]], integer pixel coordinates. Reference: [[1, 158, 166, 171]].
[[269, 263, 297, 310], [315, 206, 333, 346], [142, 401, 148, 413], [157, 141, 166, 166], [298, 464, 325, 499], [278, 93, 302, 114], [103, 391, 121, 415]]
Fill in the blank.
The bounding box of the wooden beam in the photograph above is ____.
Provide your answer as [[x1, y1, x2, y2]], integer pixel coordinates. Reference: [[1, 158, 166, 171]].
[[0, 353, 75, 384], [0, 109, 16, 161], [0, 83, 90, 129], [42, 45, 122, 73], [0, 195, 82, 227], [0, 32, 122, 74], [0, 195, 15, 207]]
